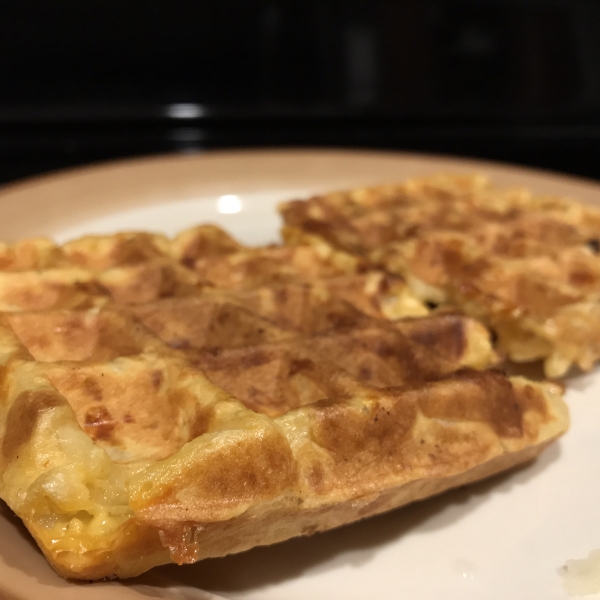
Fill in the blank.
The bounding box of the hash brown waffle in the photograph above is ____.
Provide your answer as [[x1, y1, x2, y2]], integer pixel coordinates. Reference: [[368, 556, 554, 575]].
[[0, 224, 568, 579], [280, 174, 600, 377]]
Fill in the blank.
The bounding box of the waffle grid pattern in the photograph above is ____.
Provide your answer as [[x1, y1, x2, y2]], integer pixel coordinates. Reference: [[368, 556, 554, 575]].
[[0, 224, 568, 579], [281, 174, 600, 377]]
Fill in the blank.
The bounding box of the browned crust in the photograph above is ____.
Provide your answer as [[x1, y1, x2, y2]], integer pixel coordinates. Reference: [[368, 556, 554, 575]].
[[0, 223, 568, 580], [279, 174, 600, 376]]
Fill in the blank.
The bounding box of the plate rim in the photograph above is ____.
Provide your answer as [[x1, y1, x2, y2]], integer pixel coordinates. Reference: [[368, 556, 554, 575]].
[[0, 148, 599, 600], [2, 148, 600, 195]]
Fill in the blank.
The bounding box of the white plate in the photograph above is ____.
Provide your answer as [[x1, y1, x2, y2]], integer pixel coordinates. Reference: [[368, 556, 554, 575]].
[[0, 149, 599, 600]]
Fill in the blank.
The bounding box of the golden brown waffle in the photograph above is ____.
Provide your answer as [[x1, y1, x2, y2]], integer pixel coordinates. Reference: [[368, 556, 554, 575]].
[[280, 174, 600, 377], [0, 224, 568, 580]]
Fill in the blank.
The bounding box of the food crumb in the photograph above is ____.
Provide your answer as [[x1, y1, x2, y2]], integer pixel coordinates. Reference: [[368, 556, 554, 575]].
[[562, 550, 600, 596]]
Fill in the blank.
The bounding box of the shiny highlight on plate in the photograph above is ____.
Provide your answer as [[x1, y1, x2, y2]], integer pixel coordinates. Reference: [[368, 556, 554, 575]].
[[217, 194, 243, 214]]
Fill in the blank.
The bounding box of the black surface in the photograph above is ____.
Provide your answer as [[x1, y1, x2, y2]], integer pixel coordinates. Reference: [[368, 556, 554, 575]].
[[2, 0, 600, 185]]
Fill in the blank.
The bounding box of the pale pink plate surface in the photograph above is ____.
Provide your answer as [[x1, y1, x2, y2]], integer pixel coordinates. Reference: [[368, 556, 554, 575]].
[[0, 150, 599, 600]]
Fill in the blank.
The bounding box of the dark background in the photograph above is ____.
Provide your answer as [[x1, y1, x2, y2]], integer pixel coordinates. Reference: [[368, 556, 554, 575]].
[[2, 0, 600, 185]]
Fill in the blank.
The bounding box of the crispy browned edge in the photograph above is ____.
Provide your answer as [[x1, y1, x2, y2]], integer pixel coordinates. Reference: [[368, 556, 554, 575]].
[[7, 369, 564, 580], [44, 429, 559, 580], [0, 225, 569, 580]]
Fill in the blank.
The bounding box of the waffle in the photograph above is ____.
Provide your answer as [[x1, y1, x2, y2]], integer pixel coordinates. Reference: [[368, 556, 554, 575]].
[[280, 174, 600, 377], [0, 224, 568, 580]]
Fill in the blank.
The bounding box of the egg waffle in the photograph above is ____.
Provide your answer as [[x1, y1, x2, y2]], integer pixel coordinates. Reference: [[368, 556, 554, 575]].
[[0, 224, 568, 580], [280, 174, 600, 377]]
